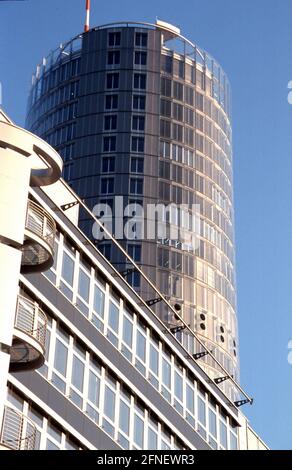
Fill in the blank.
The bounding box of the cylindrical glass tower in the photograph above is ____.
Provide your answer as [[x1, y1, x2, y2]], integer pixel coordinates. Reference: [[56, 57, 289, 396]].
[[26, 21, 238, 388]]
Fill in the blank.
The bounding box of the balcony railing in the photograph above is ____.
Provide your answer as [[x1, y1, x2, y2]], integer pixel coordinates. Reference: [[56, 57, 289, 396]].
[[21, 200, 56, 272], [15, 295, 47, 349], [0, 406, 36, 450]]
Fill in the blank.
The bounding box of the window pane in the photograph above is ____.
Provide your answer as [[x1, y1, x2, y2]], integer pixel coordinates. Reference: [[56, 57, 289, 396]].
[[148, 428, 157, 450], [186, 383, 194, 414], [174, 371, 183, 401], [88, 370, 100, 407], [104, 386, 115, 421], [119, 401, 130, 435], [54, 339, 68, 376], [123, 316, 133, 347], [162, 358, 171, 388], [136, 330, 146, 361], [209, 408, 217, 437], [78, 269, 90, 302], [149, 344, 158, 375], [72, 355, 84, 392], [46, 440, 59, 450], [62, 252, 74, 285], [108, 301, 119, 332], [198, 396, 206, 426], [134, 414, 144, 447], [220, 421, 227, 448], [94, 285, 105, 317]]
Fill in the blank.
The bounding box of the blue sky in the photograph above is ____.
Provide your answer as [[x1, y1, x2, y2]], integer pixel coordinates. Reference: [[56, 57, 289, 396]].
[[0, 0, 292, 450]]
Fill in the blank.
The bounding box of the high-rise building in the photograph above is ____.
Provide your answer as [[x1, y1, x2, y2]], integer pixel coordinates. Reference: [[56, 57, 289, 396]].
[[0, 109, 267, 450], [26, 21, 238, 391]]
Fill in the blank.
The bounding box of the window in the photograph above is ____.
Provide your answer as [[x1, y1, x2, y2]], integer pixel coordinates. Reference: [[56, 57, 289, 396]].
[[220, 421, 228, 448], [160, 140, 170, 158], [185, 86, 194, 105], [60, 248, 75, 300], [99, 243, 111, 260], [198, 393, 206, 438], [159, 160, 170, 179], [102, 156, 115, 173], [196, 92, 204, 111], [132, 115, 145, 131], [103, 136, 116, 152], [129, 271, 141, 288], [134, 51, 147, 66], [173, 81, 183, 101], [121, 311, 133, 360], [101, 177, 114, 194], [134, 413, 144, 448], [107, 299, 120, 346], [128, 244, 141, 262], [88, 370, 100, 409], [130, 178, 143, 195], [161, 355, 171, 402], [92, 282, 105, 330], [133, 94, 146, 110], [119, 400, 130, 435], [173, 102, 183, 122], [133, 73, 146, 90], [108, 31, 121, 46], [107, 50, 120, 65], [186, 381, 195, 427], [160, 119, 171, 138], [77, 266, 90, 316], [161, 77, 172, 97], [162, 55, 173, 74], [71, 355, 85, 393], [131, 136, 144, 153], [185, 107, 194, 126], [172, 123, 183, 142], [105, 94, 118, 110], [174, 369, 183, 413], [136, 327, 146, 374], [54, 339, 68, 377], [103, 385, 116, 436], [130, 157, 144, 173], [160, 99, 171, 117], [135, 32, 147, 47], [104, 115, 117, 130], [149, 341, 159, 389], [209, 407, 217, 437], [106, 73, 119, 89], [185, 127, 194, 146]]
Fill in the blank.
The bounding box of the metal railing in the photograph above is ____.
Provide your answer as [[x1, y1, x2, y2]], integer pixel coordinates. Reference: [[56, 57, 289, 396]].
[[14, 295, 47, 349], [0, 406, 36, 450], [25, 200, 56, 251]]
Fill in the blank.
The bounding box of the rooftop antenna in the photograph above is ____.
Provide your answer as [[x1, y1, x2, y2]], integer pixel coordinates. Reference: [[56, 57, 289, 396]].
[[84, 0, 90, 32]]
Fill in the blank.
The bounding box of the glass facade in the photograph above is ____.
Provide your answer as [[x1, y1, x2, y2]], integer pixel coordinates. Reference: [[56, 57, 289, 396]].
[[28, 228, 239, 450], [26, 22, 238, 393]]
